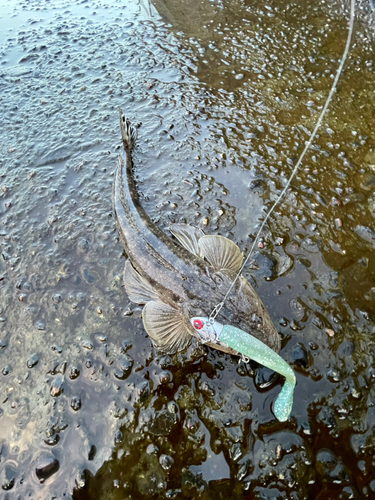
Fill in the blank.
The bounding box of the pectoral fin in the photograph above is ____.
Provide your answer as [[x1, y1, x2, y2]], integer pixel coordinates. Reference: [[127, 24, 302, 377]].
[[124, 261, 160, 304], [199, 235, 243, 272], [169, 223, 205, 258], [142, 300, 191, 354]]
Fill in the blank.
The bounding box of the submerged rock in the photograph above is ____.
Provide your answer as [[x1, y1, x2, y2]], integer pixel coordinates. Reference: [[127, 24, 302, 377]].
[[316, 449, 350, 485], [35, 454, 60, 483]]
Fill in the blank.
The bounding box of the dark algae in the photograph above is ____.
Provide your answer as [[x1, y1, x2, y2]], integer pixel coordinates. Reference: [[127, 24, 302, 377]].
[[1, 0, 375, 499]]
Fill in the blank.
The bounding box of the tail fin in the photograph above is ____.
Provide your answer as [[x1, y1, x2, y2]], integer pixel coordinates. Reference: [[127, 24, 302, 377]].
[[119, 107, 137, 150]]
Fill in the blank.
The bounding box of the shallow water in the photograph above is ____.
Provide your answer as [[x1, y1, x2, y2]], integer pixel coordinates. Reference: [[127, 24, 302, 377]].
[[0, 0, 375, 498]]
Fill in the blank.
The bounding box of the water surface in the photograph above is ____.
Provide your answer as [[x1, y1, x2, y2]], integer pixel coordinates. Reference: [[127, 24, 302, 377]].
[[1, 0, 375, 498]]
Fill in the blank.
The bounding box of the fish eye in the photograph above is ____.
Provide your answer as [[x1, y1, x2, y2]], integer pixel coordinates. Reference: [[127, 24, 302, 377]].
[[193, 319, 203, 330]]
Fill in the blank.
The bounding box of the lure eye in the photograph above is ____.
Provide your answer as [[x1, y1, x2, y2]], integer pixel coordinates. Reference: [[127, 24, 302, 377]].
[[193, 319, 203, 330]]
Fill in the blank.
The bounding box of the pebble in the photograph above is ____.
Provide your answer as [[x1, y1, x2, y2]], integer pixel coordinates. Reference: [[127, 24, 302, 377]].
[[254, 365, 278, 389], [316, 449, 350, 484], [146, 444, 159, 455], [50, 374, 64, 397], [27, 353, 39, 368], [82, 339, 93, 350], [88, 445, 97, 461], [71, 396, 82, 411], [114, 356, 133, 380], [289, 343, 309, 368], [114, 430, 123, 444], [0, 464, 16, 491], [52, 294, 62, 303], [36, 321, 46, 330], [159, 454, 174, 471], [35, 454, 60, 483], [2, 365, 11, 375], [44, 434, 60, 446], [325, 328, 335, 337], [69, 366, 80, 379], [159, 370, 172, 384]]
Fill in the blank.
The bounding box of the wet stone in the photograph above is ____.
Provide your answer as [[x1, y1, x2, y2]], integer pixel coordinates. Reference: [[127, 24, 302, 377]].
[[27, 353, 39, 368], [181, 469, 206, 493], [159, 370, 172, 384], [88, 445, 97, 461], [316, 449, 350, 484], [44, 434, 60, 446], [149, 407, 177, 436], [288, 342, 310, 368], [2, 366, 11, 376], [277, 255, 293, 276], [289, 298, 308, 321], [355, 225, 375, 244], [118, 355, 133, 377], [159, 454, 174, 471], [51, 345, 63, 353], [337, 340, 354, 359], [114, 430, 123, 444], [52, 293, 62, 303], [254, 365, 278, 389], [71, 396, 81, 411], [35, 454, 60, 483], [146, 444, 159, 455], [248, 179, 266, 191], [1, 464, 16, 491], [135, 380, 150, 403], [77, 238, 89, 253], [50, 374, 64, 397], [75, 470, 88, 490], [121, 339, 132, 352], [36, 320, 46, 330], [81, 339, 93, 350], [279, 317, 288, 327], [69, 366, 80, 379], [252, 252, 278, 280], [326, 369, 340, 383]]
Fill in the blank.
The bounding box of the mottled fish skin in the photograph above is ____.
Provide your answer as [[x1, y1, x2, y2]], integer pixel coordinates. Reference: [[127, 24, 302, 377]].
[[113, 109, 281, 355]]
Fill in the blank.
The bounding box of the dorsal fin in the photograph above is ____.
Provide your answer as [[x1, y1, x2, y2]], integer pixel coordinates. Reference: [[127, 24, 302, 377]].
[[198, 235, 243, 273], [124, 261, 160, 304], [169, 223, 205, 258], [142, 300, 191, 354]]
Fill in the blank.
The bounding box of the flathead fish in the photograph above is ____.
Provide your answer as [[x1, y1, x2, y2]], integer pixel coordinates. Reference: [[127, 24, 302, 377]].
[[113, 109, 281, 358]]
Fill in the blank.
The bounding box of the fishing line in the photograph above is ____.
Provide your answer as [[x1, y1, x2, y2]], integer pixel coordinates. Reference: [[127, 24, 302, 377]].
[[210, 0, 356, 320]]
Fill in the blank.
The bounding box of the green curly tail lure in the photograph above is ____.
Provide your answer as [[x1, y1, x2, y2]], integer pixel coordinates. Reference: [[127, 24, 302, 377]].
[[191, 317, 296, 422]]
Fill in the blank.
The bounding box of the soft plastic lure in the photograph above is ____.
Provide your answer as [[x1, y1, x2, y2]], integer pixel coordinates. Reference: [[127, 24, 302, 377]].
[[190, 317, 296, 422]]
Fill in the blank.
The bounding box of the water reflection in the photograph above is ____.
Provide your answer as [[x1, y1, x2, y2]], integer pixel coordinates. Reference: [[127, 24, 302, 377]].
[[0, 0, 375, 498]]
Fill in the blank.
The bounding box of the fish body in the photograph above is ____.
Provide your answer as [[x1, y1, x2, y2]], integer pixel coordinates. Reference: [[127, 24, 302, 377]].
[[113, 109, 281, 356]]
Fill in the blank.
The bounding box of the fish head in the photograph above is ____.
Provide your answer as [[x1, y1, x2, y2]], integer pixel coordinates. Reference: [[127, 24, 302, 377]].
[[190, 317, 223, 344]]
